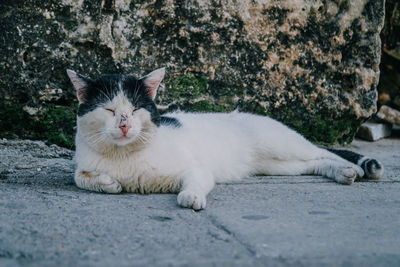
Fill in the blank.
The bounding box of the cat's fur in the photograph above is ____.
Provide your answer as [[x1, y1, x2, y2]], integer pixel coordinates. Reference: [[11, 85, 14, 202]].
[[67, 68, 384, 210]]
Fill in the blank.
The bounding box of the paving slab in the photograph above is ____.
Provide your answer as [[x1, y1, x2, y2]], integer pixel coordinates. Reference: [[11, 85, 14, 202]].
[[0, 139, 399, 266]]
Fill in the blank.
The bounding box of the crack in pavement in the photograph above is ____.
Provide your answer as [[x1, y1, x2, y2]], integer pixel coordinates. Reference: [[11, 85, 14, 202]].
[[205, 213, 258, 258]]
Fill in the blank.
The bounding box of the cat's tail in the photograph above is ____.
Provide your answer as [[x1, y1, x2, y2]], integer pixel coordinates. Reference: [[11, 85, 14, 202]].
[[326, 148, 384, 180]]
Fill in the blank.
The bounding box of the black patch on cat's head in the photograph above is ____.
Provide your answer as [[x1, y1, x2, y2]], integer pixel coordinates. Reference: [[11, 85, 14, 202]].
[[76, 74, 161, 126]]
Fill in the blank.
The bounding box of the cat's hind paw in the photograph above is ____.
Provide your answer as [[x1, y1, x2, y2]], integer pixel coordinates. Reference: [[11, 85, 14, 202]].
[[177, 190, 206, 210], [361, 159, 384, 180]]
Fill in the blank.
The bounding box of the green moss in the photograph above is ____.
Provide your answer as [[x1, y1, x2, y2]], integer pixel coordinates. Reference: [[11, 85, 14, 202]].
[[238, 100, 269, 116], [217, 96, 235, 107], [38, 105, 76, 148], [0, 101, 76, 149], [269, 106, 364, 145], [307, 117, 364, 144], [170, 74, 207, 99], [184, 100, 232, 113], [232, 102, 363, 145]]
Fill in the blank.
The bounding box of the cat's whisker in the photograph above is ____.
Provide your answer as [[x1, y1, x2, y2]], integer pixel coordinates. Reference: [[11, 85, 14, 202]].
[[84, 133, 102, 143], [136, 132, 151, 145], [132, 85, 139, 106], [98, 81, 112, 103], [84, 130, 111, 145], [136, 134, 146, 143], [99, 89, 111, 103], [85, 131, 105, 139], [138, 129, 152, 138], [103, 80, 112, 100], [86, 133, 106, 145]]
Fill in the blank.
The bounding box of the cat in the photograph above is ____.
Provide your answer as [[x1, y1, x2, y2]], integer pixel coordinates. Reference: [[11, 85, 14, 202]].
[[67, 67, 384, 210]]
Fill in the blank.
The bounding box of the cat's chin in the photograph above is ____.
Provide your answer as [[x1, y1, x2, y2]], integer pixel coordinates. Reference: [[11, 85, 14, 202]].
[[112, 136, 135, 146]]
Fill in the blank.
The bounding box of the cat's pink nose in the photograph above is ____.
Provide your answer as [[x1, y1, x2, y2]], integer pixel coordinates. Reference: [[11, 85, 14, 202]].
[[119, 125, 131, 136]]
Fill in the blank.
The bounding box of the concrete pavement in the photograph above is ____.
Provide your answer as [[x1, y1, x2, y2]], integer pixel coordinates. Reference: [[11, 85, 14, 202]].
[[0, 138, 399, 266]]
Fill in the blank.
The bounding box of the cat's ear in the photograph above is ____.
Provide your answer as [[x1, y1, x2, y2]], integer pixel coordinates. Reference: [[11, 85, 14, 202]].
[[66, 69, 90, 103], [141, 67, 165, 100]]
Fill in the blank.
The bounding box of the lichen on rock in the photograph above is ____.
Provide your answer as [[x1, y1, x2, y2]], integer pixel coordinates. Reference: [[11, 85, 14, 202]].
[[0, 0, 385, 147]]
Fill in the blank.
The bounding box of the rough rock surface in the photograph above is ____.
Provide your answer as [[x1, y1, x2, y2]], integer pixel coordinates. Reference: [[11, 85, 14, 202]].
[[0, 0, 385, 147], [378, 0, 400, 124], [381, 0, 400, 60], [1, 139, 400, 266], [377, 105, 400, 126]]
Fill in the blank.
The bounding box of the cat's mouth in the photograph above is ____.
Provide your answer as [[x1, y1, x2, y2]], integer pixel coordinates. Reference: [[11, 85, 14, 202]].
[[112, 135, 135, 146], [113, 130, 131, 141], [115, 135, 129, 140]]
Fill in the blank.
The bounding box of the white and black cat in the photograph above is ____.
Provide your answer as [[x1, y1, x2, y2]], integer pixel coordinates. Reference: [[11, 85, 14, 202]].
[[67, 68, 384, 210]]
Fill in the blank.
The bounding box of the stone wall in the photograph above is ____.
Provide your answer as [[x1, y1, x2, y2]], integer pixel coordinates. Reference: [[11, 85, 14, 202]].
[[371, 0, 400, 137], [378, 0, 400, 108], [0, 0, 385, 148]]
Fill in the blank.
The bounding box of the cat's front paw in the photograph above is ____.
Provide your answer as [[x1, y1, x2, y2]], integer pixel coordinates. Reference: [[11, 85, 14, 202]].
[[75, 171, 122, 194], [335, 165, 364, 185], [177, 190, 206, 210], [97, 174, 122, 194]]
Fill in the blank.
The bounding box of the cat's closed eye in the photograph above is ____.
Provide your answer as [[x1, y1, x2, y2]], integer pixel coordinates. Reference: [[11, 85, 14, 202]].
[[132, 108, 139, 114], [105, 108, 115, 116]]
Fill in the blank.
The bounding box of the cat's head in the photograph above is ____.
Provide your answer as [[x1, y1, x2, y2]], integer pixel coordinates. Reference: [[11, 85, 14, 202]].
[[67, 68, 165, 150]]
